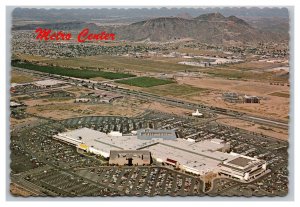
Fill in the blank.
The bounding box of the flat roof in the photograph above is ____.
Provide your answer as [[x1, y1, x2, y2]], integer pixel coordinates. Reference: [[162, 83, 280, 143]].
[[137, 129, 177, 140], [33, 79, 66, 86], [59, 128, 158, 151], [221, 154, 264, 171], [56, 128, 230, 157], [144, 144, 223, 174], [10, 101, 23, 107], [227, 157, 253, 167], [55, 128, 264, 175], [110, 150, 151, 160]]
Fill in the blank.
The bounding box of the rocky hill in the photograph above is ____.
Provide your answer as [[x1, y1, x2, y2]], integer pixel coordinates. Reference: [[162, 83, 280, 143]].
[[108, 13, 280, 43], [13, 13, 288, 44]]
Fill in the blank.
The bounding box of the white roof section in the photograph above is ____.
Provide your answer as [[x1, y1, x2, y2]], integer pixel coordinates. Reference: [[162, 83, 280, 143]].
[[11, 82, 31, 87], [192, 109, 203, 116], [243, 95, 259, 99], [222, 153, 264, 170], [144, 144, 221, 175], [33, 79, 66, 87], [108, 131, 123, 137], [55, 127, 158, 151], [54, 127, 265, 176], [210, 138, 226, 145], [57, 128, 229, 151], [11, 83, 19, 87], [10, 101, 22, 107]]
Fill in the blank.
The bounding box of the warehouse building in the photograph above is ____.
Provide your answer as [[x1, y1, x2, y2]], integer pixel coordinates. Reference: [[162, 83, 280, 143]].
[[53, 127, 268, 182], [33, 79, 67, 88], [243, 95, 260, 103], [222, 92, 242, 103]]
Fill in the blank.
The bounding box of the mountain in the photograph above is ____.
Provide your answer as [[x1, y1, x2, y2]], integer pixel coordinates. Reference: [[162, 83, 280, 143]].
[[106, 14, 279, 43], [194, 12, 227, 21], [110, 17, 196, 42], [13, 13, 289, 44], [12, 7, 289, 23], [245, 17, 289, 40], [176, 12, 193, 19]]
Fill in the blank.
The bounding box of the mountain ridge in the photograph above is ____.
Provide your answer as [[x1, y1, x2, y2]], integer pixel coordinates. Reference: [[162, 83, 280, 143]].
[[13, 13, 288, 43]]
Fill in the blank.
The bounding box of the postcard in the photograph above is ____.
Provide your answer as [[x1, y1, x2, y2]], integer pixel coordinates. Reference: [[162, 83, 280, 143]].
[[9, 6, 291, 198]]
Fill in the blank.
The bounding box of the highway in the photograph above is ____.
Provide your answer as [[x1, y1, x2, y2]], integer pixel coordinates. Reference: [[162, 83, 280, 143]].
[[12, 67, 289, 130]]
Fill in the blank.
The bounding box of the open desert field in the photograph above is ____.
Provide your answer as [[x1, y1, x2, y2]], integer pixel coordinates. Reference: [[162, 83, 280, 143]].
[[228, 61, 287, 71], [177, 77, 289, 95], [140, 102, 193, 116], [22, 94, 147, 120], [10, 70, 38, 83], [176, 77, 289, 121], [216, 115, 288, 140]]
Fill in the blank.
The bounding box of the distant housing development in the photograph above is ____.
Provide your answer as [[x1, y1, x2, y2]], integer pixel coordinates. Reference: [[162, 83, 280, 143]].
[[53, 127, 269, 182]]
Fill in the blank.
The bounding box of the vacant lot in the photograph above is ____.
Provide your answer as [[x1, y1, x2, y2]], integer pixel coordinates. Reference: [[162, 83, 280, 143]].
[[201, 64, 288, 81], [177, 77, 290, 121], [143, 83, 207, 97], [116, 77, 174, 87], [269, 92, 290, 98], [177, 77, 289, 95], [201, 67, 274, 80], [216, 115, 288, 140], [14, 53, 51, 62], [10, 70, 38, 83], [25, 97, 147, 120], [12, 61, 135, 79], [229, 61, 287, 71]]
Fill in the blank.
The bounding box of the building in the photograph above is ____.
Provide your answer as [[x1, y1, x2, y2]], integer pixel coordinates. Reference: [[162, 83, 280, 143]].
[[33, 79, 66, 88], [78, 90, 123, 104], [74, 98, 90, 103], [192, 109, 203, 117], [10, 101, 24, 108], [108, 131, 123, 137], [109, 150, 151, 166], [144, 139, 233, 176], [219, 153, 267, 181], [53, 127, 268, 182], [137, 129, 177, 140], [222, 92, 242, 103], [243, 95, 260, 103]]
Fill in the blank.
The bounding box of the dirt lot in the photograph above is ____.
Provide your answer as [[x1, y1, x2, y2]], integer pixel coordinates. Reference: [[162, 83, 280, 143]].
[[216, 115, 288, 140], [230, 61, 287, 71], [10, 117, 40, 127], [10, 70, 38, 83], [176, 77, 289, 95], [176, 77, 290, 121], [10, 183, 36, 197], [25, 97, 147, 120], [141, 102, 192, 116]]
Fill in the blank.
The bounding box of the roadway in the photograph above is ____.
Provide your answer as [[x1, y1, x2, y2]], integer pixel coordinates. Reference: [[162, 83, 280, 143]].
[[12, 67, 289, 130]]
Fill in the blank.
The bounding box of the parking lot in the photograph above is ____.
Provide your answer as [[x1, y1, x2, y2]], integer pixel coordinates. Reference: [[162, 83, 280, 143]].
[[10, 111, 288, 196], [74, 166, 204, 196]]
